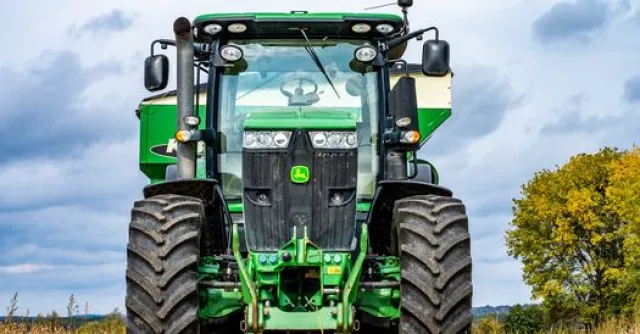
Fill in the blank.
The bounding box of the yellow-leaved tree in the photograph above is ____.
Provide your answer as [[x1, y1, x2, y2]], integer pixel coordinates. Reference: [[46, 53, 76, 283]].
[[506, 147, 640, 327]]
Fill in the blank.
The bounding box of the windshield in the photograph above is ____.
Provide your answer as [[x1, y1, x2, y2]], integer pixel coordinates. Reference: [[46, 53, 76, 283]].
[[216, 39, 380, 200]]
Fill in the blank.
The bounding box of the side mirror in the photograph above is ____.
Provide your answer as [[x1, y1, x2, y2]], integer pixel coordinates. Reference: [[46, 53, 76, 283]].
[[398, 0, 413, 7], [144, 55, 169, 92], [422, 39, 450, 77]]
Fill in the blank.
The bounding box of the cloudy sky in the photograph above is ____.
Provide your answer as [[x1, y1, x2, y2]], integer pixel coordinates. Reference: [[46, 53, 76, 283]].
[[0, 0, 638, 315]]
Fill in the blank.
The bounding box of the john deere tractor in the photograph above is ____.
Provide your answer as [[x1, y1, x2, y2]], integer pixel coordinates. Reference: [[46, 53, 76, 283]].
[[127, 1, 472, 333]]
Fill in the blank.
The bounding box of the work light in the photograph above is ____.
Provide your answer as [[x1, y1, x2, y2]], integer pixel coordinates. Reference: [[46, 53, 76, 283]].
[[355, 45, 378, 62], [220, 45, 243, 62]]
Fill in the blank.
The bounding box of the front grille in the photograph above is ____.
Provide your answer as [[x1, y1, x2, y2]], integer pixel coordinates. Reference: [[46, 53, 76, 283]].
[[242, 130, 357, 251]]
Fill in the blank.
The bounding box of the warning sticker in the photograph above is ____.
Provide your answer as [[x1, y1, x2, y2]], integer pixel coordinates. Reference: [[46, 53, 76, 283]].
[[327, 266, 342, 275]]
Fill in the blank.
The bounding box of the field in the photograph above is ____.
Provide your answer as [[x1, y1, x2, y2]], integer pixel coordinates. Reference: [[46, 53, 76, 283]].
[[0, 320, 125, 334]]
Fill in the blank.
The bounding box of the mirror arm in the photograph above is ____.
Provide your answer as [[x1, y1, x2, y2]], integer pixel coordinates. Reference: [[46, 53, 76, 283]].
[[150, 39, 176, 56], [386, 26, 439, 50]]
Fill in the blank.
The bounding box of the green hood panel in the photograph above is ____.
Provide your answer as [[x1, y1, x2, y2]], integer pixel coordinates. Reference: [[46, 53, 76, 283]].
[[243, 109, 357, 130]]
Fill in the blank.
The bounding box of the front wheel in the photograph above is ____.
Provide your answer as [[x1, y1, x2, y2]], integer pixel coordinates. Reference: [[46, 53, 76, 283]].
[[125, 194, 204, 334], [392, 195, 473, 334]]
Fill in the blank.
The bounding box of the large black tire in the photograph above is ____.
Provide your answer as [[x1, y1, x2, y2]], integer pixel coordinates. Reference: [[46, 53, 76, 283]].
[[126, 194, 204, 334], [392, 195, 473, 334]]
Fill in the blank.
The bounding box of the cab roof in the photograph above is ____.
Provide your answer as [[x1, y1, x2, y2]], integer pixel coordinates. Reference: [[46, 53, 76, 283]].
[[192, 11, 404, 41]]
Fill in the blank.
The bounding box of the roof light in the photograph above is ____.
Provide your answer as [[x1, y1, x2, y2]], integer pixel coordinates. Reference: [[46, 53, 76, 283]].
[[351, 23, 372, 33], [355, 45, 378, 62], [228, 23, 248, 33], [376, 23, 395, 35], [220, 45, 244, 62], [203, 23, 223, 35]]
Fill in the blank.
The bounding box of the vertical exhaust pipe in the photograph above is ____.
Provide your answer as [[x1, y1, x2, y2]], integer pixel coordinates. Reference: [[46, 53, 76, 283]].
[[173, 17, 196, 179]]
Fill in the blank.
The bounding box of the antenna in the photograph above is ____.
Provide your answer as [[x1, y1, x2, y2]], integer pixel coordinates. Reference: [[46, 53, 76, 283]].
[[364, 2, 395, 10]]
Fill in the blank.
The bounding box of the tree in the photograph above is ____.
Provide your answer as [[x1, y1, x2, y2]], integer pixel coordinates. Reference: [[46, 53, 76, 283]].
[[606, 146, 640, 313], [503, 304, 544, 334], [474, 314, 503, 334], [506, 147, 633, 326]]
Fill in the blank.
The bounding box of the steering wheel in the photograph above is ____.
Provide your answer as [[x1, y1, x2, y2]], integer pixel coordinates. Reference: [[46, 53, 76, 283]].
[[280, 76, 320, 106]]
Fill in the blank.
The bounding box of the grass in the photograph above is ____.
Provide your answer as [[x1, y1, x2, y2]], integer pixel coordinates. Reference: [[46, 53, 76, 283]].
[[0, 320, 125, 334], [474, 312, 640, 334]]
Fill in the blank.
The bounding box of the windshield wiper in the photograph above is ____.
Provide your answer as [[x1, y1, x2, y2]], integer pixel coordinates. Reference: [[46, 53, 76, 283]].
[[300, 29, 340, 98]]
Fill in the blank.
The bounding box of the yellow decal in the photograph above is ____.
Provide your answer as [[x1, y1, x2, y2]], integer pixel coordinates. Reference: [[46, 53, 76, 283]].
[[327, 266, 342, 275]]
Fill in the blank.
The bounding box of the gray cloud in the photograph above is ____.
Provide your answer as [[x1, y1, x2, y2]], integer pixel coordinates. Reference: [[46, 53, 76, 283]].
[[540, 93, 639, 149], [420, 65, 523, 157], [68, 9, 135, 38], [0, 50, 141, 163], [623, 74, 640, 103], [532, 0, 611, 44]]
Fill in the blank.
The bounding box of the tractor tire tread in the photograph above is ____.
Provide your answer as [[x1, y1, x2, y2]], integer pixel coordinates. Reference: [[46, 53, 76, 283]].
[[393, 194, 473, 334], [126, 194, 203, 334]]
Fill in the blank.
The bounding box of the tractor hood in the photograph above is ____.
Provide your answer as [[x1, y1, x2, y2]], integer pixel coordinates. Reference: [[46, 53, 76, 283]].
[[243, 109, 357, 130]]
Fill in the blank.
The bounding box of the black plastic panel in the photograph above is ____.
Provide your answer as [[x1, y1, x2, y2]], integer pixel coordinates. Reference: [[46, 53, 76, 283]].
[[243, 131, 357, 251]]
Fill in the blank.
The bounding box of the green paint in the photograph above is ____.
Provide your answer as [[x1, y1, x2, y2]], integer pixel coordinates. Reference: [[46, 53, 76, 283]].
[[418, 108, 452, 144], [261, 307, 340, 331], [227, 202, 243, 213], [138, 103, 207, 182], [194, 12, 403, 25], [198, 258, 243, 319], [342, 223, 369, 332], [290, 165, 310, 183], [244, 109, 356, 130], [236, 226, 357, 331], [232, 224, 258, 308], [356, 201, 371, 212], [358, 256, 401, 319]]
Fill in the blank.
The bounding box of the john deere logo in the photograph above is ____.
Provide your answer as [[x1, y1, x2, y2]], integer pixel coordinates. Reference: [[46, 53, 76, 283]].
[[291, 166, 310, 184]]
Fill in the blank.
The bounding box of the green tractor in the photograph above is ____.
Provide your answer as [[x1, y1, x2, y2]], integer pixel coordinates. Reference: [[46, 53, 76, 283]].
[[127, 2, 472, 333]]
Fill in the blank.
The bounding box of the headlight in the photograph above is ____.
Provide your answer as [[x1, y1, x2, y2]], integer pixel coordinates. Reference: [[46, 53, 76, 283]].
[[244, 131, 292, 149], [376, 23, 395, 35], [355, 45, 378, 62], [309, 131, 357, 149], [220, 45, 243, 62]]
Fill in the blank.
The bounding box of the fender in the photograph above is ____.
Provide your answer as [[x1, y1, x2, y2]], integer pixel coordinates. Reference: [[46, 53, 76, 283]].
[[144, 178, 221, 205], [366, 180, 453, 254]]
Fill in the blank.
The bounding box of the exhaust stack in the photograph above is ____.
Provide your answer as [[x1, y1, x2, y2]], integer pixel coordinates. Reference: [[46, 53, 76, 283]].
[[173, 17, 196, 179]]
